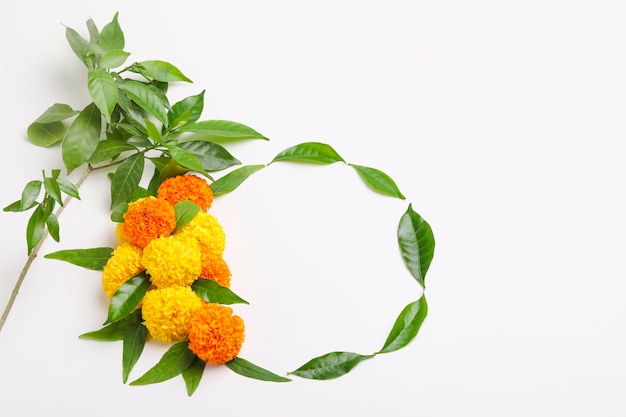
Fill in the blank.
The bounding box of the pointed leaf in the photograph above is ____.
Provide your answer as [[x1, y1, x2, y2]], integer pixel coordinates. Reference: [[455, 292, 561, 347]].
[[43, 177, 63, 206], [158, 158, 189, 182], [56, 178, 81, 200], [177, 140, 241, 172], [182, 356, 206, 396], [86, 18, 99, 43], [289, 352, 373, 380], [169, 90, 205, 126], [45, 212, 60, 242], [33, 103, 78, 124], [80, 309, 142, 341], [119, 80, 168, 126], [397, 203, 435, 287], [3, 200, 36, 212], [136, 60, 192, 83], [349, 164, 405, 199], [88, 139, 136, 164], [129, 341, 196, 386], [167, 145, 207, 175], [65, 26, 90, 66], [27, 121, 66, 147], [62, 103, 102, 174], [110, 153, 145, 210], [44, 247, 114, 270], [20, 180, 42, 211], [226, 357, 291, 382], [378, 295, 428, 354], [210, 165, 265, 196], [105, 272, 150, 325], [88, 69, 118, 123], [173, 201, 201, 233], [177, 120, 269, 141], [122, 315, 148, 383], [98, 12, 124, 51], [271, 142, 344, 164], [191, 279, 249, 305], [99, 49, 130, 69], [26, 205, 46, 254], [145, 119, 162, 142]]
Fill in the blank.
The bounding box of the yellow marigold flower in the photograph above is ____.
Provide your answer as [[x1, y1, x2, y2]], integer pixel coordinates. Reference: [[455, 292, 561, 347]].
[[141, 235, 202, 288], [115, 222, 130, 245], [157, 174, 214, 211], [175, 211, 226, 256], [122, 196, 176, 248], [200, 253, 231, 288], [102, 243, 144, 298], [188, 303, 245, 364], [142, 286, 204, 342]]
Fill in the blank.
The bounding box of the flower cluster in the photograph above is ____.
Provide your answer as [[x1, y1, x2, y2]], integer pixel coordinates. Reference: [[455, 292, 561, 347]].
[[102, 174, 244, 363]]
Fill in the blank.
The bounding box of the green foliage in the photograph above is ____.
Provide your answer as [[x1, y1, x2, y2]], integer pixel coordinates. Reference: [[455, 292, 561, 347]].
[[44, 247, 113, 270], [397, 204, 436, 288], [105, 273, 151, 325], [191, 279, 249, 305], [226, 357, 291, 382], [289, 352, 374, 380], [129, 341, 196, 386]]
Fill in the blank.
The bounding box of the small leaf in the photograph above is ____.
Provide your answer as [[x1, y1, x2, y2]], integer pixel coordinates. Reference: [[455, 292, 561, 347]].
[[129, 341, 196, 386], [27, 121, 67, 147], [45, 212, 60, 242], [173, 200, 201, 233], [26, 205, 46, 254], [182, 356, 206, 396], [99, 49, 130, 69], [158, 158, 189, 182], [98, 12, 124, 52], [177, 120, 269, 141], [226, 357, 291, 382], [349, 164, 405, 199], [43, 177, 63, 206], [210, 165, 265, 196], [80, 309, 142, 341], [20, 180, 42, 211], [145, 119, 162, 142], [110, 153, 145, 210], [397, 203, 435, 287], [136, 60, 192, 83], [62, 102, 102, 174], [88, 139, 136, 164], [191, 279, 249, 305], [177, 141, 241, 172], [44, 247, 114, 270], [169, 90, 205, 126], [65, 26, 90, 66], [86, 18, 99, 43], [33, 103, 78, 124], [88, 69, 118, 123], [3, 200, 36, 212], [271, 142, 344, 164], [289, 352, 373, 380], [122, 314, 148, 383], [119, 80, 169, 126], [378, 295, 428, 354], [105, 272, 151, 325]]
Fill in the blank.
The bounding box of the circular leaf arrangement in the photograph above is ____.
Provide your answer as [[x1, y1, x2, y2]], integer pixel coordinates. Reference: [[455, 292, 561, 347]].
[[3, 13, 436, 396]]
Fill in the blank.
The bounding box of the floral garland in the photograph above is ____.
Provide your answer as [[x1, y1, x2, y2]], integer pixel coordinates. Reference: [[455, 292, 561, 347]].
[[1, 13, 435, 395]]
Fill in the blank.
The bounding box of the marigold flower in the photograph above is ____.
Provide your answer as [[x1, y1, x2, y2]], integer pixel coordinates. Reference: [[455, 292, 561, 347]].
[[188, 303, 245, 364], [122, 197, 176, 248], [157, 174, 214, 211], [200, 253, 231, 288], [102, 243, 144, 298], [115, 222, 130, 245], [141, 235, 202, 288], [175, 211, 226, 256], [142, 286, 204, 342]]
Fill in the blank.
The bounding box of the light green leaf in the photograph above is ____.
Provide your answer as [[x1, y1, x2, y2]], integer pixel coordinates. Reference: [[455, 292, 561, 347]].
[[65, 26, 90, 66], [45, 212, 60, 242], [210, 165, 265, 196], [20, 180, 42, 211], [62, 103, 102, 174], [177, 120, 269, 141], [98, 12, 124, 52], [122, 314, 148, 383], [169, 90, 205, 126], [271, 142, 344, 164], [86, 18, 99, 43], [145, 119, 162, 142], [129, 341, 196, 386], [3, 200, 36, 212], [110, 153, 145, 210], [397, 203, 435, 287], [43, 177, 63, 206], [27, 121, 66, 148], [119, 80, 168, 126], [226, 357, 291, 382], [191, 279, 249, 305], [79, 309, 141, 341], [26, 205, 46, 254], [136, 60, 192, 83], [44, 247, 114, 270], [88, 139, 136, 164], [182, 356, 205, 396], [289, 352, 374, 380], [33, 103, 78, 124], [349, 164, 405, 199], [99, 49, 130, 69], [378, 295, 428, 354], [88, 69, 118, 123], [105, 272, 150, 325], [173, 201, 201, 233], [177, 140, 241, 172], [167, 145, 208, 175]]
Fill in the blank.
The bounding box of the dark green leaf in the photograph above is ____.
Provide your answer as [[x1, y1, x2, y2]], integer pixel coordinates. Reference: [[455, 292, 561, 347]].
[[46, 212, 60, 242], [110, 202, 128, 222], [226, 357, 291, 382], [66, 26, 90, 66], [27, 121, 66, 147], [56, 178, 81, 200], [349, 164, 405, 199], [167, 145, 207, 175], [33, 103, 78, 124], [271, 142, 345, 164], [80, 309, 142, 341], [20, 180, 42, 211], [378, 295, 428, 354], [26, 205, 46, 254], [177, 140, 241, 172], [146, 166, 161, 196], [99, 49, 130, 69], [289, 352, 373, 380], [136, 60, 192, 83], [122, 315, 148, 383], [110, 153, 144, 210], [43, 177, 63, 206], [88, 139, 136, 164], [173, 201, 201, 233], [44, 247, 114, 270], [210, 165, 265, 196], [191, 279, 249, 305], [98, 12, 124, 52], [178, 120, 268, 141], [129, 341, 196, 386], [62, 103, 102, 174], [119, 80, 168, 126], [88, 69, 118, 123], [182, 356, 205, 396], [158, 158, 189, 182], [397, 203, 435, 287], [105, 272, 151, 325], [169, 90, 205, 127]]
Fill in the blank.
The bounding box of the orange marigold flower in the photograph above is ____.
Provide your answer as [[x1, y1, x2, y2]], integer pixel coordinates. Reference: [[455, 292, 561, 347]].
[[175, 211, 226, 256], [142, 286, 204, 342], [188, 303, 245, 364], [122, 197, 176, 248], [141, 235, 202, 288], [102, 243, 144, 298], [157, 174, 214, 211], [200, 253, 231, 288]]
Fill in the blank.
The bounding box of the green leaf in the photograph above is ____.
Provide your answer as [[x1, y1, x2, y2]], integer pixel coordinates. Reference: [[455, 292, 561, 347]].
[[191, 279, 249, 305], [88, 69, 118, 123], [56, 178, 81, 200], [169, 90, 205, 126], [136, 60, 192, 83], [210, 165, 265, 196], [99, 49, 130, 69], [110, 153, 145, 210], [3, 200, 36, 212], [105, 272, 151, 325], [98, 12, 124, 52], [397, 203, 435, 287], [129, 341, 196, 386], [289, 352, 373, 380], [145, 119, 162, 142], [182, 356, 205, 396], [27, 121, 66, 147], [146, 167, 161, 197], [158, 158, 189, 182], [271, 142, 345, 164], [177, 140, 241, 172], [88, 139, 136, 164], [119, 80, 169, 126], [65, 26, 90, 66], [167, 145, 208, 175], [26, 205, 46, 254], [33, 103, 78, 124], [177, 120, 269, 141], [20, 180, 42, 211], [122, 314, 148, 383], [86, 18, 99, 43], [378, 295, 428, 354], [349, 164, 405, 199], [45, 212, 60, 242], [226, 357, 291, 382], [80, 309, 142, 341], [43, 177, 63, 206], [62, 102, 102, 174], [173, 201, 201, 233], [44, 247, 114, 270]]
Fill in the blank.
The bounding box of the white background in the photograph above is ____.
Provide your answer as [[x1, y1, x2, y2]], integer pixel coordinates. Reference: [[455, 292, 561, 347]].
[[1, 1, 625, 415]]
